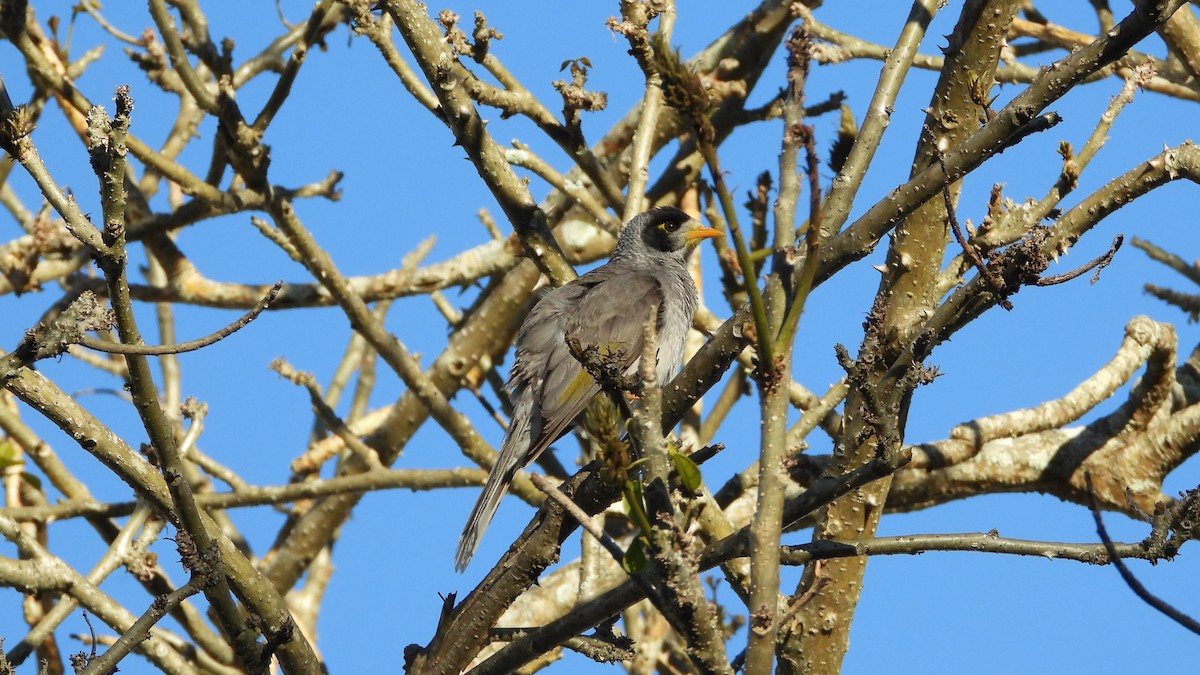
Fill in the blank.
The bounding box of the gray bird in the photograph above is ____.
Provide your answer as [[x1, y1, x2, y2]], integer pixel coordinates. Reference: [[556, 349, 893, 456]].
[[455, 206, 721, 571]]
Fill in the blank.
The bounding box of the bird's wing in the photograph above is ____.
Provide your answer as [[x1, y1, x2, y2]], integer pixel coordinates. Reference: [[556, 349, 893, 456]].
[[454, 284, 587, 571], [526, 271, 665, 458]]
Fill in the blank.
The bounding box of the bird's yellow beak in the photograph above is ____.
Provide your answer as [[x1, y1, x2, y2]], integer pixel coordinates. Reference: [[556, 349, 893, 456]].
[[685, 222, 723, 243]]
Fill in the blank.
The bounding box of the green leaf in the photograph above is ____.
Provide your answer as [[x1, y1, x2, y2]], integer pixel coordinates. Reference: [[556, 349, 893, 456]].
[[622, 536, 648, 574], [671, 450, 702, 494], [20, 472, 42, 491], [0, 440, 22, 469]]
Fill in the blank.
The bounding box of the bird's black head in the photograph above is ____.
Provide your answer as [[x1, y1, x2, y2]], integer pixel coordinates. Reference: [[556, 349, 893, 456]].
[[615, 206, 722, 259]]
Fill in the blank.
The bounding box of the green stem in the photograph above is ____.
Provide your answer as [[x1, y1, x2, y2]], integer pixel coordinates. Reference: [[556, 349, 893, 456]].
[[702, 144, 774, 371], [775, 231, 820, 356]]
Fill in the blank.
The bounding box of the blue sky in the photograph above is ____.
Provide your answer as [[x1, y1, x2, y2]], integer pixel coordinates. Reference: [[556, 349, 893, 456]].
[[1, 2, 1198, 672]]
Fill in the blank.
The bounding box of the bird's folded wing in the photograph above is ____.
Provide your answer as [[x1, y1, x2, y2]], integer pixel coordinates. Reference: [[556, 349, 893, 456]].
[[526, 272, 664, 458]]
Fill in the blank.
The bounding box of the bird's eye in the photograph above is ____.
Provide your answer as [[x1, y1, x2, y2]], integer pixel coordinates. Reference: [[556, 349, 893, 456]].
[[664, 221, 681, 233]]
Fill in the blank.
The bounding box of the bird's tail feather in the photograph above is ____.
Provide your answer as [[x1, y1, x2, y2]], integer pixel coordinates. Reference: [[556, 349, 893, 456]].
[[455, 459, 517, 572], [456, 391, 533, 572]]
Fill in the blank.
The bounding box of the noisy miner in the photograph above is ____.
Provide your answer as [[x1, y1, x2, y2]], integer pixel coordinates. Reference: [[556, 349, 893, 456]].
[[455, 206, 722, 571]]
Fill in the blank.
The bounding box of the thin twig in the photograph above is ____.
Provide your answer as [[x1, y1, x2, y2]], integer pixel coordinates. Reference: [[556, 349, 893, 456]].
[[1085, 472, 1200, 636], [529, 474, 625, 567], [530, 475, 678, 638], [271, 359, 383, 471], [77, 281, 282, 355], [939, 155, 1012, 309], [1131, 236, 1200, 286], [487, 626, 634, 663], [81, 580, 202, 675], [1, 467, 491, 523], [1035, 235, 1123, 286]]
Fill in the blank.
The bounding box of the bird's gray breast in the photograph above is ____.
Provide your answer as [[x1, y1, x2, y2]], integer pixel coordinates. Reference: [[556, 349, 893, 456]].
[[653, 265, 697, 385]]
